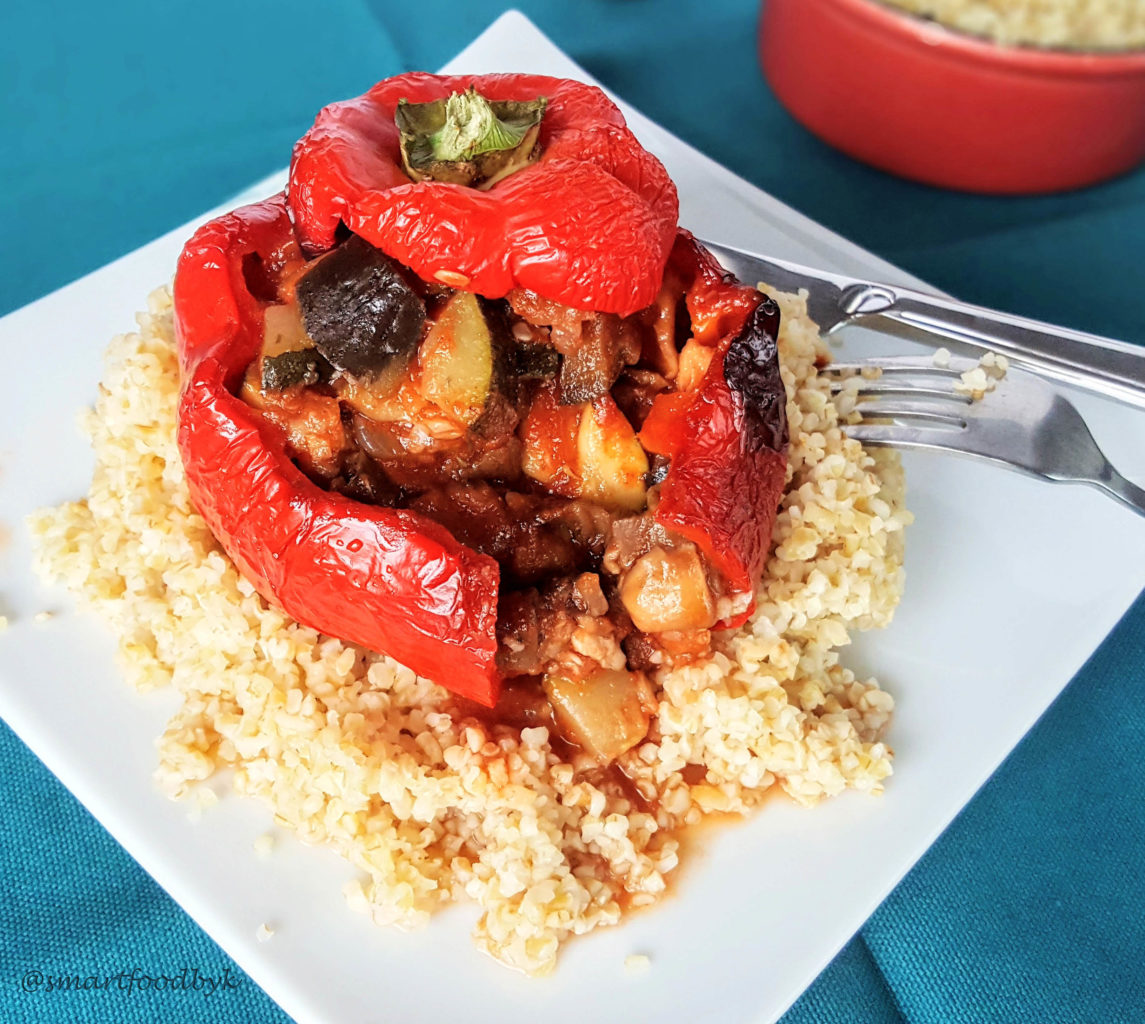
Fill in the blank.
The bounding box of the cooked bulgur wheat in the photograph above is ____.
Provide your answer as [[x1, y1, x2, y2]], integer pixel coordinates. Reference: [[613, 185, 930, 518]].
[[879, 0, 1145, 49], [29, 283, 909, 975]]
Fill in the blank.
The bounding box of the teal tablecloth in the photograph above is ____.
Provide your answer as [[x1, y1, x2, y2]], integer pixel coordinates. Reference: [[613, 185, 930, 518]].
[[3, 2, 1143, 1021]]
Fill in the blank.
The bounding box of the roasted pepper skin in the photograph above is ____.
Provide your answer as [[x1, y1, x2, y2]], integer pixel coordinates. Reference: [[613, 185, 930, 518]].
[[175, 74, 786, 705], [174, 194, 502, 706], [641, 234, 789, 627], [288, 73, 679, 318]]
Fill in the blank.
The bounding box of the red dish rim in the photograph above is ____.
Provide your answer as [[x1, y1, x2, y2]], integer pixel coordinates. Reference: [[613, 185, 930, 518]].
[[827, 0, 1145, 77]]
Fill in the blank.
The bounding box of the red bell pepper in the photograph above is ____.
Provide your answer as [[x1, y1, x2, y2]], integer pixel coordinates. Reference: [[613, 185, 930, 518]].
[[174, 75, 788, 710], [641, 234, 789, 626], [288, 73, 679, 318], [174, 194, 502, 705]]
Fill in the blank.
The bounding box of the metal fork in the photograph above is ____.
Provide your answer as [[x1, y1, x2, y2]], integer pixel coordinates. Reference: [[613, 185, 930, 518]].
[[824, 356, 1145, 518], [700, 239, 1145, 411]]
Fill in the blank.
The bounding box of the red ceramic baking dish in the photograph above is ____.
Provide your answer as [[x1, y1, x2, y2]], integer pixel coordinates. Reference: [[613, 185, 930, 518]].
[[760, 0, 1145, 193]]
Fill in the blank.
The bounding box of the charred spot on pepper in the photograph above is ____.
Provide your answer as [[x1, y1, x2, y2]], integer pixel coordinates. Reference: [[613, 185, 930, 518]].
[[296, 234, 427, 380], [722, 295, 788, 453]]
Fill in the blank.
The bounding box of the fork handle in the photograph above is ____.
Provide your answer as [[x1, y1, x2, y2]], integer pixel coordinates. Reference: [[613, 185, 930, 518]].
[[1095, 465, 1145, 519], [861, 287, 1145, 411]]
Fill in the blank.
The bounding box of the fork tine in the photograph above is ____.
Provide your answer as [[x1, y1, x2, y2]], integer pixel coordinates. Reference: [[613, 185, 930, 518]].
[[830, 379, 974, 402], [838, 359, 1145, 518], [825, 359, 966, 377], [845, 423, 965, 448], [850, 397, 970, 426], [846, 423, 1036, 481], [823, 358, 974, 399]]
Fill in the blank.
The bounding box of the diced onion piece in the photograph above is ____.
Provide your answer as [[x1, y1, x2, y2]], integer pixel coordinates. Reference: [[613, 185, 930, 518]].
[[620, 544, 717, 633], [675, 339, 715, 392], [263, 302, 310, 353], [336, 355, 414, 422], [351, 413, 406, 460], [544, 669, 650, 762], [576, 397, 648, 512]]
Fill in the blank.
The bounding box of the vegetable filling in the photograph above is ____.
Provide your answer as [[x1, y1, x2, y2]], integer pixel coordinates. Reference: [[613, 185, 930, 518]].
[[238, 232, 758, 764]]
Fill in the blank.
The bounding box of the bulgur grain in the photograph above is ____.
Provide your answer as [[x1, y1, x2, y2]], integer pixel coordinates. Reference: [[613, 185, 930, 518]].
[[28, 283, 908, 975]]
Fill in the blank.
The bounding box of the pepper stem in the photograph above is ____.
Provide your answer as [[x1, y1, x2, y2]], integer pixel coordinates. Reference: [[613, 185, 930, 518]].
[[432, 88, 529, 161], [396, 88, 548, 189]]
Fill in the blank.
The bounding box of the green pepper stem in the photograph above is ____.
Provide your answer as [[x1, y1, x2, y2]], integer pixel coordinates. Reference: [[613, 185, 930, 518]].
[[432, 88, 527, 162], [396, 88, 548, 189]]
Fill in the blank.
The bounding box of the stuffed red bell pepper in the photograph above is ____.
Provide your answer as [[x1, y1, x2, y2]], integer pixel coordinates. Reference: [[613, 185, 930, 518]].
[[174, 73, 788, 763]]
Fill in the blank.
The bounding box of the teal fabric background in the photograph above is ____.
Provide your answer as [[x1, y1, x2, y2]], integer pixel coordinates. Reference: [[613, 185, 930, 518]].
[[2, 1, 1143, 1021]]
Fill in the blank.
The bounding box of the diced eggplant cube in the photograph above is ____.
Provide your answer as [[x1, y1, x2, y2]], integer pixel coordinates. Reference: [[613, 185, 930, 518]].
[[296, 235, 427, 380]]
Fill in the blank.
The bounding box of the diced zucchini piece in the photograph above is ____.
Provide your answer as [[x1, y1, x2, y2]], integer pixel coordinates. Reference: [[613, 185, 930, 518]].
[[544, 669, 650, 763], [514, 342, 560, 380], [576, 397, 648, 512], [335, 354, 414, 423], [417, 291, 494, 425], [262, 349, 322, 391], [260, 303, 323, 391]]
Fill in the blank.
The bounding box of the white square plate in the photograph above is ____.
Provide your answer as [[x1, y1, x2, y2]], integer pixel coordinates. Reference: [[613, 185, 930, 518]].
[[2, 11, 1143, 1024]]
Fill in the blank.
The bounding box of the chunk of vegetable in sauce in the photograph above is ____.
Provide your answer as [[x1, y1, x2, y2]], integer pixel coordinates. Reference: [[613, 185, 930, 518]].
[[558, 315, 641, 405], [335, 291, 495, 438], [296, 235, 426, 379], [575, 397, 648, 512], [521, 388, 648, 512], [260, 303, 324, 391], [240, 363, 346, 478], [520, 385, 585, 496], [620, 544, 717, 633], [544, 669, 651, 762], [417, 291, 495, 426]]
